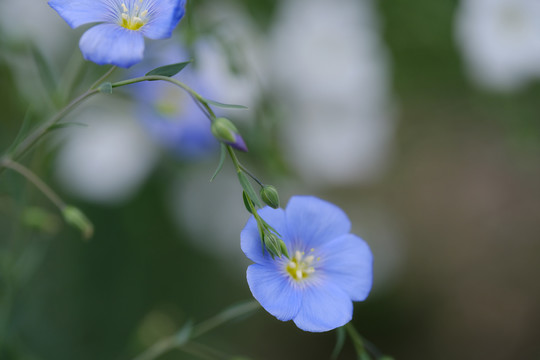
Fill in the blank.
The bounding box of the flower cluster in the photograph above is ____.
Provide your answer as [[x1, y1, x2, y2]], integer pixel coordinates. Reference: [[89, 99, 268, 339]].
[[241, 196, 373, 332], [48, 0, 186, 67]]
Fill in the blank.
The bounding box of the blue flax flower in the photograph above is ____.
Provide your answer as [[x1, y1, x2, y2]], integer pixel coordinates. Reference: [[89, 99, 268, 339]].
[[241, 196, 373, 332], [48, 0, 186, 67]]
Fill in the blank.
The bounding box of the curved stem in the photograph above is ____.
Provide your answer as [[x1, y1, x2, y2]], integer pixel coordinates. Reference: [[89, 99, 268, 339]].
[[0, 158, 66, 210], [132, 300, 260, 360], [111, 75, 218, 118]]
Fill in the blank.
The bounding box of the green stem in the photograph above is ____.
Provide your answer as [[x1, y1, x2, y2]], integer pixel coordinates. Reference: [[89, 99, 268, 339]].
[[239, 164, 264, 187], [89, 66, 117, 90], [0, 88, 99, 172], [112, 75, 218, 119], [0, 74, 209, 176], [0, 158, 66, 211], [226, 146, 242, 172], [132, 300, 260, 360]]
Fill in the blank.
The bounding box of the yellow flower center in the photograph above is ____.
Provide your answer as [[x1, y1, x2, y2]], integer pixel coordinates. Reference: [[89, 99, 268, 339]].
[[120, 1, 148, 31], [286, 249, 319, 281]]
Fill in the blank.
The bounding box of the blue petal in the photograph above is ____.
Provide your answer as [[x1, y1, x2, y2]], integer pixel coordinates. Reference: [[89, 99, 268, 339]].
[[79, 24, 145, 68], [141, 0, 186, 39], [247, 264, 302, 321], [48, 0, 115, 28], [241, 207, 287, 264], [293, 282, 352, 332], [285, 196, 351, 250], [318, 234, 373, 301]]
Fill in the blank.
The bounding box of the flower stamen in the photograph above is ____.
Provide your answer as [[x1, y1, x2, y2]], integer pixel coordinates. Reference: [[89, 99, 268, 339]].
[[286, 250, 316, 281], [120, 2, 148, 31]]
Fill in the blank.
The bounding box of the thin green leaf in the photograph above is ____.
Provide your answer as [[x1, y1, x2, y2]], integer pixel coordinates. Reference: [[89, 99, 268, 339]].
[[145, 61, 192, 77], [7, 108, 33, 154], [237, 172, 261, 208], [210, 143, 227, 182], [242, 191, 253, 214], [31, 45, 57, 94], [203, 98, 248, 110], [331, 326, 347, 360], [345, 323, 372, 360], [48, 122, 88, 132], [260, 220, 281, 237]]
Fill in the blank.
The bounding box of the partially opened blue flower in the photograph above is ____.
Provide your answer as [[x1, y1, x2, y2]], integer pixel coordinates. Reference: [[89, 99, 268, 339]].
[[241, 196, 373, 332], [48, 0, 186, 67]]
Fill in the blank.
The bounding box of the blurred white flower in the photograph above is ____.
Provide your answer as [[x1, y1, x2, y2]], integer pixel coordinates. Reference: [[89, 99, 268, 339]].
[[192, 3, 265, 122], [0, 0, 70, 59], [0, 0, 73, 107], [455, 0, 540, 91], [55, 101, 159, 205], [268, 0, 395, 186]]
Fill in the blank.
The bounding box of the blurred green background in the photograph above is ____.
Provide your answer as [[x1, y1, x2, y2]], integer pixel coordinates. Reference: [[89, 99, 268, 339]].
[[2, 0, 540, 359]]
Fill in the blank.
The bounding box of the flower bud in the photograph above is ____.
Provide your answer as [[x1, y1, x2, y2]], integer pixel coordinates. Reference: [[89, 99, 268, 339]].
[[264, 233, 280, 259], [260, 185, 280, 209], [264, 233, 288, 259], [211, 117, 248, 152], [62, 206, 94, 239]]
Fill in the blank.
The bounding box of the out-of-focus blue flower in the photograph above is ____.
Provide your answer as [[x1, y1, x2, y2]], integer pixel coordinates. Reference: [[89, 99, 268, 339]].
[[48, 0, 186, 67], [128, 39, 218, 159], [241, 196, 373, 332]]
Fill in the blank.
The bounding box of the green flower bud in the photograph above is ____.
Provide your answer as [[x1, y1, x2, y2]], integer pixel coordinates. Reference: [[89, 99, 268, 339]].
[[279, 238, 289, 258], [264, 233, 282, 259], [211, 117, 248, 152], [62, 206, 94, 239], [260, 185, 280, 209]]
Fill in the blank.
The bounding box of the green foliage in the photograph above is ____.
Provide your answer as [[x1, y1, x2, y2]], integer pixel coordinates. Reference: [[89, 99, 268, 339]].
[[203, 98, 248, 109], [210, 143, 227, 182], [145, 61, 192, 77], [237, 172, 261, 208]]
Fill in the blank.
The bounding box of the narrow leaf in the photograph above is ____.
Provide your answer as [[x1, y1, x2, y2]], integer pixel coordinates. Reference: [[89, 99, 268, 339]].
[[237, 172, 261, 207], [31, 45, 57, 94], [210, 143, 227, 182], [203, 98, 248, 110], [7, 108, 33, 154], [145, 61, 192, 77], [242, 191, 253, 214]]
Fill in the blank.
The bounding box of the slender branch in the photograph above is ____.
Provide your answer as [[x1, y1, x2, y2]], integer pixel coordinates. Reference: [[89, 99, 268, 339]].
[[1, 88, 99, 170], [111, 75, 218, 118], [132, 300, 260, 360], [89, 66, 117, 90], [226, 146, 242, 172], [239, 164, 264, 187], [0, 158, 66, 210]]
